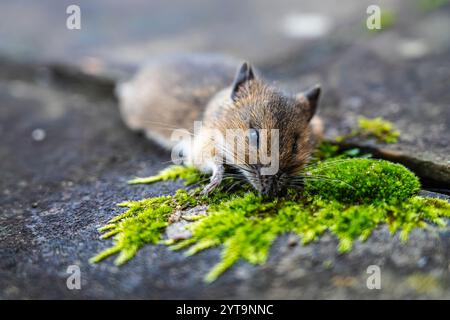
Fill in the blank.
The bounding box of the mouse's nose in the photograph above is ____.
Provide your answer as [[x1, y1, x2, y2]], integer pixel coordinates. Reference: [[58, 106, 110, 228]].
[[260, 178, 280, 197]]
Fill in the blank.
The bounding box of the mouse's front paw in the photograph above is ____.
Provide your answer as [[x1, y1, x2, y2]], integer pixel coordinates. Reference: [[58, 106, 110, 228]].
[[201, 178, 221, 196], [201, 165, 224, 196]]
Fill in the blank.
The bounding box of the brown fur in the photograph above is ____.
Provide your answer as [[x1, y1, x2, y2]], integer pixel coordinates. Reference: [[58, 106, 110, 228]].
[[117, 55, 321, 195], [202, 79, 318, 193], [117, 55, 238, 148]]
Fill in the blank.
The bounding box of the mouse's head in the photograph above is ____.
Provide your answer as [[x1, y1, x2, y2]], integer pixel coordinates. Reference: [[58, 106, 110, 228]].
[[218, 62, 321, 197]]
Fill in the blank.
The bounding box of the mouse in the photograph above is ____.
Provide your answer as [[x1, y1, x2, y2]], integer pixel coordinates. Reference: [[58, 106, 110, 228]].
[[117, 54, 322, 197]]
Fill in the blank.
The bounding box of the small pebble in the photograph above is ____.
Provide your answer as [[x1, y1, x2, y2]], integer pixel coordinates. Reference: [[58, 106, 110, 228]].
[[18, 181, 27, 187], [397, 39, 429, 59], [287, 235, 298, 247], [417, 257, 428, 268], [31, 128, 46, 142]]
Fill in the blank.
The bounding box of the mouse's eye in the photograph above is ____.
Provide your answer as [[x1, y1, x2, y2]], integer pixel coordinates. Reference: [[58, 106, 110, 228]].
[[249, 128, 259, 148]]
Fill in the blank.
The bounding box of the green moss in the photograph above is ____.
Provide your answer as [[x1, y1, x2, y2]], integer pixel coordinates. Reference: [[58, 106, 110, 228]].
[[357, 117, 400, 143], [92, 160, 450, 282], [128, 165, 204, 185], [89, 189, 199, 265], [305, 158, 420, 204], [336, 117, 400, 144]]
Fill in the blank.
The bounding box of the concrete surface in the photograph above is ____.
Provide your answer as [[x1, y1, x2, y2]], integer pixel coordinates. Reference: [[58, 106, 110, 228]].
[[0, 0, 449, 299]]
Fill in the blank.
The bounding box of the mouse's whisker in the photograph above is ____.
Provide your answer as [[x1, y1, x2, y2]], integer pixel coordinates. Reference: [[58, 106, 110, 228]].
[[217, 143, 255, 167], [296, 175, 355, 190], [222, 174, 246, 181], [222, 176, 247, 184], [192, 177, 211, 185], [139, 119, 194, 131], [155, 159, 182, 165], [235, 165, 253, 173], [224, 180, 246, 193], [216, 145, 248, 166], [304, 159, 354, 170], [285, 181, 305, 190], [140, 121, 214, 142], [305, 158, 354, 167]]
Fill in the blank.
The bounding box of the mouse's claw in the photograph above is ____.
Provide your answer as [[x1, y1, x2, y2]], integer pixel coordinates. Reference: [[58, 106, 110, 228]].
[[201, 179, 220, 196], [201, 164, 224, 196], [201, 183, 217, 196]]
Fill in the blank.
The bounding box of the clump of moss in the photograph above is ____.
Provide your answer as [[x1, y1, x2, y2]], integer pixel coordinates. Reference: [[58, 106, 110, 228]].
[[305, 158, 420, 204], [171, 192, 280, 281], [336, 116, 400, 144], [128, 165, 203, 185], [92, 161, 450, 282], [89, 189, 198, 265], [357, 117, 400, 143]]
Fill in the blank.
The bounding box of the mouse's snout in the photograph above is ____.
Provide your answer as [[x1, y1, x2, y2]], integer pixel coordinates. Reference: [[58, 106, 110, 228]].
[[259, 175, 281, 197], [239, 166, 287, 197]]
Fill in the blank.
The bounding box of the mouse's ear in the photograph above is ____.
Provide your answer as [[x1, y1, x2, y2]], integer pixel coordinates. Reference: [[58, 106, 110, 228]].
[[231, 62, 255, 101], [297, 84, 321, 121]]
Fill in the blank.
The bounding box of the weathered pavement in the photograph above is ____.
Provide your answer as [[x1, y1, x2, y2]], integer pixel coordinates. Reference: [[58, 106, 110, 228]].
[[1, 0, 448, 186], [1, 0, 450, 299]]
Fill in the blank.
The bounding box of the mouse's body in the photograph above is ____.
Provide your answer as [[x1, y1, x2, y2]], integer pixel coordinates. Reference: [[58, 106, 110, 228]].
[[117, 54, 238, 148], [117, 54, 322, 196]]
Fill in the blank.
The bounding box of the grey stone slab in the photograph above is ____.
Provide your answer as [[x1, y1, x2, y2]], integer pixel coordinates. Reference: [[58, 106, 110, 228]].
[[0, 62, 449, 299], [1, 0, 450, 299]]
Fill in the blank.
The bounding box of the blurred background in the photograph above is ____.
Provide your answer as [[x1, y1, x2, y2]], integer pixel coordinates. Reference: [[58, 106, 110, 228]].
[[1, 0, 449, 164], [1, 0, 449, 299], [1, 0, 449, 73]]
